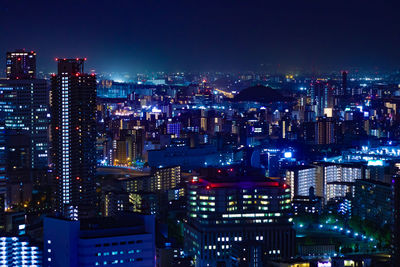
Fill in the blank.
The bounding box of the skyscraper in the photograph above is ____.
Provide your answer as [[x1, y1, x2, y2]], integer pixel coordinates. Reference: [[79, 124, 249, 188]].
[[51, 58, 97, 220], [315, 117, 335, 145], [6, 49, 36, 79], [0, 50, 49, 184], [309, 81, 334, 117]]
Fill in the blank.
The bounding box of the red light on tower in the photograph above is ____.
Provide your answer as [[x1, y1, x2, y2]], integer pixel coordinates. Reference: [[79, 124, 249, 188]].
[[217, 169, 221, 173], [206, 185, 211, 190], [17, 58, 21, 61], [76, 177, 80, 180], [55, 58, 59, 61]]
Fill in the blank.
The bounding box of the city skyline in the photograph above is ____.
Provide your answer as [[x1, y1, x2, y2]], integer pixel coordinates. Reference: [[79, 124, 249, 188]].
[[1, 1, 400, 74], [1, 1, 400, 266]]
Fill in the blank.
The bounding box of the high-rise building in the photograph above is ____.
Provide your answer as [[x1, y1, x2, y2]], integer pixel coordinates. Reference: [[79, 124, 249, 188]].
[[315, 117, 335, 145], [184, 172, 295, 266], [0, 80, 49, 169], [1, 51, 49, 170], [309, 81, 334, 117], [6, 49, 36, 79], [51, 58, 97, 220]]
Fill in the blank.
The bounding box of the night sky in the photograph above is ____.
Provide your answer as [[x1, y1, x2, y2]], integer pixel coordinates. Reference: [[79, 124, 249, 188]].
[[1, 0, 399, 74]]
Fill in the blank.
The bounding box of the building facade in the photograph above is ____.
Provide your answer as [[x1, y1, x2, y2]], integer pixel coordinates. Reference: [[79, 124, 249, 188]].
[[43, 214, 155, 267], [184, 175, 295, 267], [51, 58, 97, 219]]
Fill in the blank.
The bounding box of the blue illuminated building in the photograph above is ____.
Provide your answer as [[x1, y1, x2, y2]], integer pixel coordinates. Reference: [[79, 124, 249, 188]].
[[166, 122, 181, 138], [97, 80, 136, 98], [0, 69, 49, 169], [43, 213, 155, 267], [0, 236, 42, 266]]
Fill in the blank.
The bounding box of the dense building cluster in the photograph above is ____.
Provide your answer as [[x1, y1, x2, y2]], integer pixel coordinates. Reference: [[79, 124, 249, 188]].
[[0, 49, 399, 266]]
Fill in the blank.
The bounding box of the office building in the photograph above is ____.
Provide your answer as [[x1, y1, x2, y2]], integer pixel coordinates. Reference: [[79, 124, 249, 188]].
[[0, 50, 49, 170], [51, 58, 97, 219], [44, 213, 155, 267], [6, 49, 36, 79], [184, 172, 295, 266], [0, 236, 42, 266]]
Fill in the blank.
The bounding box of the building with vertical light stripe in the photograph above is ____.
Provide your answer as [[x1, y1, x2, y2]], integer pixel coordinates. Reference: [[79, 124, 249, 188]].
[[51, 58, 97, 220]]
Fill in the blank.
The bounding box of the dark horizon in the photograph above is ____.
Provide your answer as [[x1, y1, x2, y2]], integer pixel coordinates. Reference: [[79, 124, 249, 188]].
[[1, 0, 400, 74]]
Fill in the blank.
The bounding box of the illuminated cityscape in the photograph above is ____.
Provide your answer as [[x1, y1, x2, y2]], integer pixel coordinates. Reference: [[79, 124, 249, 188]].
[[1, 1, 400, 267]]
